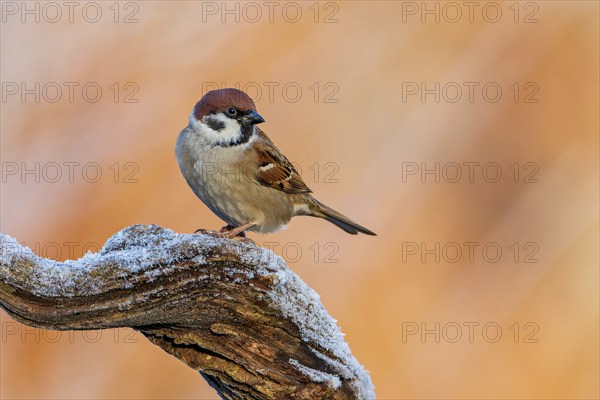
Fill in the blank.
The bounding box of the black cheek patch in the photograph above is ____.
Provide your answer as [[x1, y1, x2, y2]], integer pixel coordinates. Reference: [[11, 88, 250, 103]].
[[206, 115, 226, 131]]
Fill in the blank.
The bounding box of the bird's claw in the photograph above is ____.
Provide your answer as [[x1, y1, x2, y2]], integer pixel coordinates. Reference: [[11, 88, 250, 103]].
[[194, 225, 252, 243], [194, 228, 214, 234]]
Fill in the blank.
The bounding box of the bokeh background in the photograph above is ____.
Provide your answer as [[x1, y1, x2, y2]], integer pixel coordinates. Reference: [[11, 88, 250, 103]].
[[1, 1, 598, 399]]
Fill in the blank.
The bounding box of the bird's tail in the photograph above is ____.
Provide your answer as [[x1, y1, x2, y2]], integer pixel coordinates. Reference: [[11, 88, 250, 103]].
[[305, 198, 376, 236]]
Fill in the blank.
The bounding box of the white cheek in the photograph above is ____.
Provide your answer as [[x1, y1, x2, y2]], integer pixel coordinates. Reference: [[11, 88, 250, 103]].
[[189, 112, 243, 146]]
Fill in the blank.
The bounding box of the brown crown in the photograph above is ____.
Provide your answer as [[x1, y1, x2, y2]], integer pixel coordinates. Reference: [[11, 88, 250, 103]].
[[193, 88, 257, 120]]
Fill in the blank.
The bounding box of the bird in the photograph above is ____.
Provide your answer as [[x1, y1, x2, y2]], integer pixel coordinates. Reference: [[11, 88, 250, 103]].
[[175, 88, 376, 237]]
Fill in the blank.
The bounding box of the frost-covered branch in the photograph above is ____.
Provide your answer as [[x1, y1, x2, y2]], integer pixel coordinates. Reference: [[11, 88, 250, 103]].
[[0, 224, 374, 400]]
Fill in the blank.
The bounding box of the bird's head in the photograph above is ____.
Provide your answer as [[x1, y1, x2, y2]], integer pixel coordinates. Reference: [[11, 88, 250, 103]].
[[189, 88, 265, 147]]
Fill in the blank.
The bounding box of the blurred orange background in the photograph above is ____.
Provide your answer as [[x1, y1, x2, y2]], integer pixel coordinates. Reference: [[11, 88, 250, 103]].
[[1, 1, 598, 399]]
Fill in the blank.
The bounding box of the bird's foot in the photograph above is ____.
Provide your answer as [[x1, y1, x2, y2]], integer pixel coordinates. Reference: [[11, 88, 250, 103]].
[[194, 223, 254, 242], [218, 225, 245, 237], [216, 223, 255, 243]]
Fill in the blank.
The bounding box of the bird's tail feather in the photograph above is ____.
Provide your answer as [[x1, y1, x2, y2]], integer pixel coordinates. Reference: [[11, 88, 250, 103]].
[[308, 198, 376, 236]]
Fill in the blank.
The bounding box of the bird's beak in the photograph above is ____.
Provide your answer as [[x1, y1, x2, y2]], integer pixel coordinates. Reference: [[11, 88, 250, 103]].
[[245, 110, 265, 125]]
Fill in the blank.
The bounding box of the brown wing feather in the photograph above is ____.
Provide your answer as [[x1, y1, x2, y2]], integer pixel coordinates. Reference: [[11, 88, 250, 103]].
[[253, 129, 312, 194]]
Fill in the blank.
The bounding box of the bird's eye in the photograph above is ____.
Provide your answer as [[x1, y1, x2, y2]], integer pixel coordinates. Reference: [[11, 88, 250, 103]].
[[226, 107, 237, 116]]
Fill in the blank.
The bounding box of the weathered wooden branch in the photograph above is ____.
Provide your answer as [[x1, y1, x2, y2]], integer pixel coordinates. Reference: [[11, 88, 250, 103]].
[[0, 224, 374, 400]]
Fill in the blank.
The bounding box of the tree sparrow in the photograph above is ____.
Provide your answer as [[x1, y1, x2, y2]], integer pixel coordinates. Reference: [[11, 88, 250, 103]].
[[175, 88, 376, 237]]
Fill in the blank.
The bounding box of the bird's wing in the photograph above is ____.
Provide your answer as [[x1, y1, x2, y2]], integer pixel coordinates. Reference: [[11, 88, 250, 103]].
[[251, 129, 312, 194]]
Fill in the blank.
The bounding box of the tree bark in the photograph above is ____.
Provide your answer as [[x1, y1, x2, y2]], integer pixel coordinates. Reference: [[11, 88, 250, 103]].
[[0, 224, 375, 400]]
